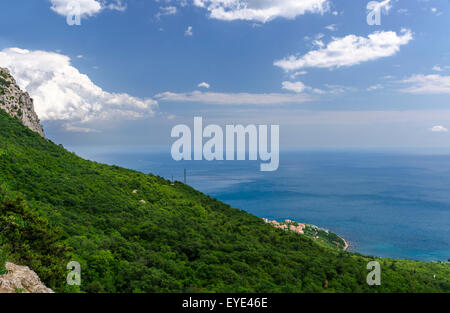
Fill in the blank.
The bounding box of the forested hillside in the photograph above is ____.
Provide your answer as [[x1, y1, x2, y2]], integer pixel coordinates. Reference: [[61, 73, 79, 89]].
[[0, 109, 448, 293]]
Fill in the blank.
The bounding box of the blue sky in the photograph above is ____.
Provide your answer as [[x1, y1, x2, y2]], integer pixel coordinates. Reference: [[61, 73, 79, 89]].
[[1, 0, 450, 149]]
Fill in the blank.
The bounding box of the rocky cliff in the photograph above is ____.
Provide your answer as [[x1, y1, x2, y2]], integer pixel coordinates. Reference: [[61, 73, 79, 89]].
[[0, 67, 45, 137], [0, 263, 54, 293]]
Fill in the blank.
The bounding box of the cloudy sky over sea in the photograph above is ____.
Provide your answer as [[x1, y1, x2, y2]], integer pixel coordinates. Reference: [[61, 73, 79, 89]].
[[1, 0, 450, 149]]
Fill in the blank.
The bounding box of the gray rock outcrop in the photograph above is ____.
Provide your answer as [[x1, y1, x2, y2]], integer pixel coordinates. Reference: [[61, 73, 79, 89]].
[[0, 67, 45, 137], [0, 262, 54, 293]]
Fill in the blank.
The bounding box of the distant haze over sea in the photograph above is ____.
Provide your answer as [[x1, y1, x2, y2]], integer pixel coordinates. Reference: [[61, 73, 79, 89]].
[[71, 147, 450, 262]]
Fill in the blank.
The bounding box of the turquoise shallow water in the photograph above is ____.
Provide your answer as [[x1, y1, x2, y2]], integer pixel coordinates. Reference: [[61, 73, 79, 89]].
[[71, 147, 450, 262]]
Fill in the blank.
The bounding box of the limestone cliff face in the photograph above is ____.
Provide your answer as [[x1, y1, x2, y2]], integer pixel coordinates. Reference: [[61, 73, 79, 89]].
[[0, 67, 45, 137], [0, 262, 54, 293]]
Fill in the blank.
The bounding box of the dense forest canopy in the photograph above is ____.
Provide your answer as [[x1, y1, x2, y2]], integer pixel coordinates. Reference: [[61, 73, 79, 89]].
[[0, 109, 448, 293]]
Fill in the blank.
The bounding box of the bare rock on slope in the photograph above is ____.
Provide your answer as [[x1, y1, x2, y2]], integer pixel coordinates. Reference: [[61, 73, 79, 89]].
[[0, 67, 45, 137], [0, 262, 54, 293]]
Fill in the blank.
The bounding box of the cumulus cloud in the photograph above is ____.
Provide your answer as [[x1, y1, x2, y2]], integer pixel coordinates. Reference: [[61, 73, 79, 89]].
[[281, 81, 308, 93], [50, 0, 126, 19], [0, 48, 157, 129], [430, 125, 448, 132], [193, 0, 330, 23], [399, 74, 450, 94], [198, 82, 211, 89], [274, 30, 413, 71], [155, 90, 313, 105]]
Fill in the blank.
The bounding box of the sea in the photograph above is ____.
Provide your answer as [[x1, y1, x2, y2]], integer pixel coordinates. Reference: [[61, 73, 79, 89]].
[[69, 146, 450, 262]]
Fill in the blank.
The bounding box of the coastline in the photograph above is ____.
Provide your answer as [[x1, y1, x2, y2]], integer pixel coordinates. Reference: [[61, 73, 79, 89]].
[[341, 236, 350, 251], [263, 217, 351, 252]]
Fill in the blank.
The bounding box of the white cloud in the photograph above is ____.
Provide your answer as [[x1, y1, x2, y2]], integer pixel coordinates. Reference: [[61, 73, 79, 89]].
[[198, 82, 211, 89], [185, 26, 193, 36], [155, 6, 177, 19], [281, 81, 308, 93], [281, 81, 356, 95], [324, 24, 337, 31], [64, 123, 99, 133], [274, 30, 413, 71], [104, 0, 126, 11], [431, 7, 443, 16], [50, 0, 125, 19], [155, 90, 313, 105], [432, 65, 443, 72], [400, 74, 450, 94], [430, 125, 448, 132], [367, 0, 393, 15], [312, 39, 325, 48], [290, 71, 308, 79], [367, 84, 383, 91], [193, 0, 330, 23], [322, 84, 357, 94], [0, 48, 157, 129]]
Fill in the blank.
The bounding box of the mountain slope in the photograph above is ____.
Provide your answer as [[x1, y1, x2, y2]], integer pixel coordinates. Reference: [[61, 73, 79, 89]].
[[0, 68, 44, 137], [0, 109, 449, 293]]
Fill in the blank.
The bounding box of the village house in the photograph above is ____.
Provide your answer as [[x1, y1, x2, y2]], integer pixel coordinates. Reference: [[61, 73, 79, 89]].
[[263, 218, 306, 235]]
